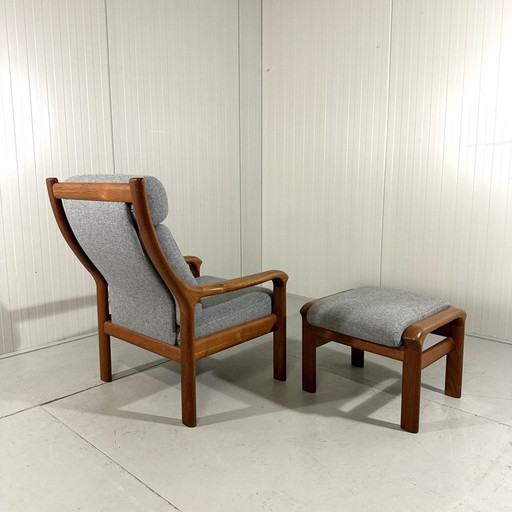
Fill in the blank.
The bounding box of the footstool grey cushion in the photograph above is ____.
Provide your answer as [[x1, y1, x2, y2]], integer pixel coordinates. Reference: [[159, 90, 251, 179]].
[[307, 287, 450, 347]]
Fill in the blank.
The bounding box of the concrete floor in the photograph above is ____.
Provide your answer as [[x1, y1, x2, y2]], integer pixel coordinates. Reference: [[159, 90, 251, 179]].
[[1, 295, 511, 511]]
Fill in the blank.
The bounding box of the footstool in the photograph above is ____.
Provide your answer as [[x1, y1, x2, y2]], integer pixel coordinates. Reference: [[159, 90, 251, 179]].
[[301, 287, 466, 433]]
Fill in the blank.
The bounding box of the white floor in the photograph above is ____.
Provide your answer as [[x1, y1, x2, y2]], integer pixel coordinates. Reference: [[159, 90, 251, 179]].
[[1, 295, 511, 511]]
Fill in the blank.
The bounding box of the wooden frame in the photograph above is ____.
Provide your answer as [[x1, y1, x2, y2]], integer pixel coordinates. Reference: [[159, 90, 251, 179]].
[[301, 297, 466, 433], [47, 177, 287, 427]]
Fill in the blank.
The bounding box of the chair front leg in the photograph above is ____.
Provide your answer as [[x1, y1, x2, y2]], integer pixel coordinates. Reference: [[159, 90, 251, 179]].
[[273, 329, 286, 381], [400, 347, 422, 433], [180, 347, 197, 428], [178, 309, 198, 427], [273, 284, 287, 381], [445, 317, 465, 398]]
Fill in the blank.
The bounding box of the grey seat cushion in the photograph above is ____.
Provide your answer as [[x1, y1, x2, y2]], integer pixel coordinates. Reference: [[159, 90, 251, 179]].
[[194, 276, 273, 339], [307, 287, 450, 347]]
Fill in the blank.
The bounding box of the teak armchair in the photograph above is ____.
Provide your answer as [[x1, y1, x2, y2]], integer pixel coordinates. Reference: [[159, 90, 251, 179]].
[[47, 175, 287, 427]]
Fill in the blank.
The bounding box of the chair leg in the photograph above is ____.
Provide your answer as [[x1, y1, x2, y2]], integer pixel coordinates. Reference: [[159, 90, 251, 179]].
[[445, 318, 465, 398], [400, 348, 422, 433], [351, 347, 364, 368], [273, 327, 287, 381], [181, 352, 197, 427], [273, 283, 287, 381], [97, 285, 112, 382], [99, 328, 112, 382], [302, 320, 317, 393]]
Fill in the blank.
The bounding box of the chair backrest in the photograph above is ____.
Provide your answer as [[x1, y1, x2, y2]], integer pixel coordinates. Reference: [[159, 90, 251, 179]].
[[63, 174, 197, 343]]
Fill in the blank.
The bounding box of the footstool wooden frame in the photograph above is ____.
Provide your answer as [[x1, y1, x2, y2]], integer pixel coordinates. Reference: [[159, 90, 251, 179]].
[[301, 290, 466, 433]]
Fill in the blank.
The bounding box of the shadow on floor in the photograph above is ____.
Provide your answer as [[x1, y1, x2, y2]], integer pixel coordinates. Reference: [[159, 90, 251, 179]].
[[47, 338, 483, 433]]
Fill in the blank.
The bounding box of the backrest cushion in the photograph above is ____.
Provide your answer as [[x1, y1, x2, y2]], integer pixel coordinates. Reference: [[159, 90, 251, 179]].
[[63, 174, 196, 343]]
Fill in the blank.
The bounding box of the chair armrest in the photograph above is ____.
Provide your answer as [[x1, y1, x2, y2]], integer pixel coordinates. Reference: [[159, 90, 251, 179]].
[[402, 307, 467, 348], [197, 270, 288, 298], [184, 255, 202, 277]]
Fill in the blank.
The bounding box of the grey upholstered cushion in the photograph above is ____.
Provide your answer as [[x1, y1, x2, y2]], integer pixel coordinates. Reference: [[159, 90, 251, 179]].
[[156, 225, 197, 287], [307, 287, 450, 347], [63, 174, 271, 344], [155, 223, 203, 324], [63, 174, 197, 344], [194, 275, 272, 338]]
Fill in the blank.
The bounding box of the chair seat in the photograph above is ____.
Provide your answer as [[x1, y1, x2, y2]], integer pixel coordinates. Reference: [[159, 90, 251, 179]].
[[306, 287, 450, 347], [195, 276, 272, 338]]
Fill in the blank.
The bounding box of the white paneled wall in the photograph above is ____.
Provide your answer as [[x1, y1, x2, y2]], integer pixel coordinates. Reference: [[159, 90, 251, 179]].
[[0, 0, 244, 355], [382, 0, 512, 339], [1, 0, 511, 355], [106, 0, 241, 278], [239, 0, 263, 275], [262, 0, 392, 296], [0, 0, 113, 354], [262, 0, 512, 340]]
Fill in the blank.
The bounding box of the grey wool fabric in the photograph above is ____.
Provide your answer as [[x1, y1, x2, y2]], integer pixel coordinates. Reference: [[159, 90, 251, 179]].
[[63, 174, 272, 344], [195, 276, 272, 338], [307, 287, 450, 347]]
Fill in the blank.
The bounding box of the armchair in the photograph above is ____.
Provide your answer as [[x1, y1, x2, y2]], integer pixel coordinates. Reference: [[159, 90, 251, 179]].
[[46, 175, 287, 427]]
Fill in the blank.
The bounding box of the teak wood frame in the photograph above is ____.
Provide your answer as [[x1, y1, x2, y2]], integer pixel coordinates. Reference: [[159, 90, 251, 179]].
[[46, 177, 287, 427], [301, 298, 466, 433]]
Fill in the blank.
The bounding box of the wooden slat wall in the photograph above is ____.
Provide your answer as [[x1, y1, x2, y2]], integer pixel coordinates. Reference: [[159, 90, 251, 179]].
[[1, 0, 511, 354], [239, 0, 263, 276], [262, 0, 512, 341], [0, 0, 113, 353], [381, 0, 512, 339], [0, 0, 242, 354], [262, 0, 392, 297], [106, 0, 241, 279]]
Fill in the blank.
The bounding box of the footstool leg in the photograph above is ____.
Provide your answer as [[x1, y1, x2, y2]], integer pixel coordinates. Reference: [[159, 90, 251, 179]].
[[351, 347, 364, 368], [302, 319, 317, 393], [401, 348, 422, 433], [445, 318, 465, 398]]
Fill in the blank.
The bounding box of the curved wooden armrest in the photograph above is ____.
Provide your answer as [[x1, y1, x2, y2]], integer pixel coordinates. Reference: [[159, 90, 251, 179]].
[[184, 255, 202, 277], [402, 307, 467, 348], [197, 270, 288, 298]]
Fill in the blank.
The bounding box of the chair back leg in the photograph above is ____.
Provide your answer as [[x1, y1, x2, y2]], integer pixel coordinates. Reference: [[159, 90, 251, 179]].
[[97, 283, 112, 382], [351, 347, 365, 368], [302, 318, 317, 393]]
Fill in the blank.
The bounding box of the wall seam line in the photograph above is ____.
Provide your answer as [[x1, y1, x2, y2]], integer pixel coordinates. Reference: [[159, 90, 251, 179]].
[[103, 0, 116, 174], [379, 0, 394, 288]]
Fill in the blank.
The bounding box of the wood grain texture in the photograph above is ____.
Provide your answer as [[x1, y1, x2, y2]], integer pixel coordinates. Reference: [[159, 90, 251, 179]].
[[52, 183, 131, 203]]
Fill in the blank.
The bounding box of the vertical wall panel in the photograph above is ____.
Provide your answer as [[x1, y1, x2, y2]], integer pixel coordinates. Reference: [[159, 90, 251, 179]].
[[0, 0, 113, 354], [382, 0, 512, 339], [262, 0, 392, 296], [239, 0, 263, 275], [106, 0, 241, 278], [2, 0, 511, 355]]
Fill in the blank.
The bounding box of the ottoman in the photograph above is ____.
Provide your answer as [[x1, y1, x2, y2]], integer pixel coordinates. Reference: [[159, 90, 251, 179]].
[[301, 287, 466, 433]]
